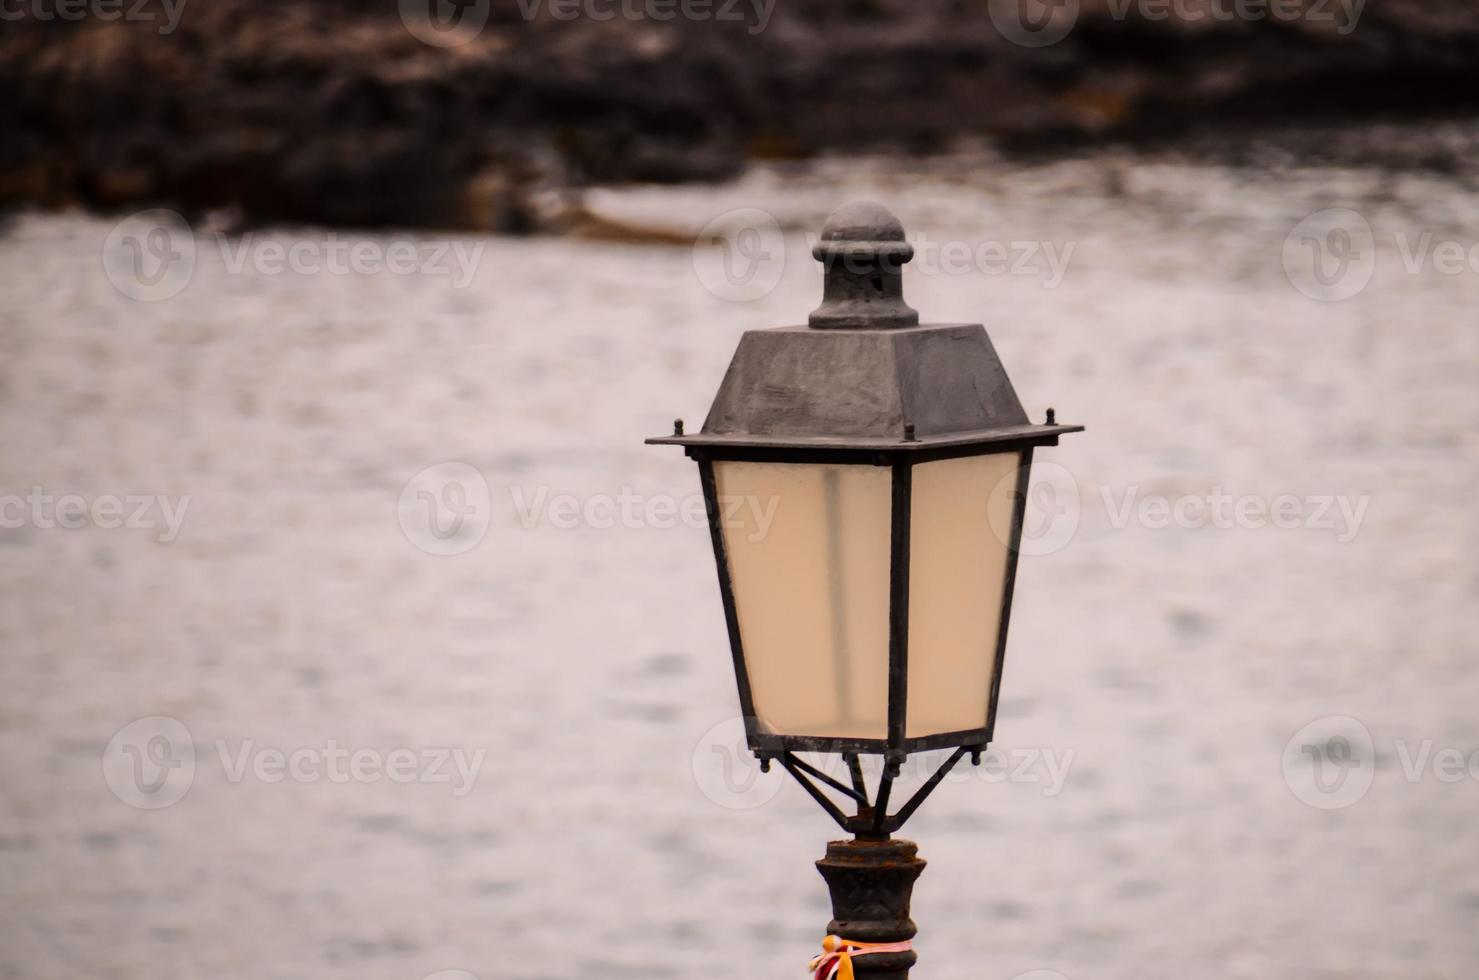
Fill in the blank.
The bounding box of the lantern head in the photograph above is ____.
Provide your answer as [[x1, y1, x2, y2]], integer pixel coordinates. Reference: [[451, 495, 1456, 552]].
[[650, 201, 1081, 777]]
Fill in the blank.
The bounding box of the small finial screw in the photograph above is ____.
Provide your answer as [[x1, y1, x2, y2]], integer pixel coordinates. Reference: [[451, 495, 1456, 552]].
[[1045, 407, 1056, 425], [673, 418, 685, 436], [904, 423, 917, 442]]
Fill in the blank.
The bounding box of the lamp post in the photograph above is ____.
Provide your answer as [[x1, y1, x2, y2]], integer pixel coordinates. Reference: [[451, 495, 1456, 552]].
[[650, 202, 1081, 979]]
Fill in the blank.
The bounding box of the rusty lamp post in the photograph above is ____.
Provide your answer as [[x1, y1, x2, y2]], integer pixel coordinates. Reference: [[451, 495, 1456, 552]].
[[649, 202, 1080, 979]]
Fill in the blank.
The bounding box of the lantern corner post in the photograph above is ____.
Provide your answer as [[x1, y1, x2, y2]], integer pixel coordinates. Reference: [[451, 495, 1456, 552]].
[[885, 455, 914, 759], [985, 444, 1037, 744]]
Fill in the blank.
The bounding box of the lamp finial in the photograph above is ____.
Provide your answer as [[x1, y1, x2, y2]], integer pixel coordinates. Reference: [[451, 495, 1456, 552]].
[[809, 201, 919, 330]]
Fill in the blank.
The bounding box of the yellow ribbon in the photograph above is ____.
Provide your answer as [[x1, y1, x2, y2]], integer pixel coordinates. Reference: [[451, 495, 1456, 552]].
[[809, 935, 913, 980]]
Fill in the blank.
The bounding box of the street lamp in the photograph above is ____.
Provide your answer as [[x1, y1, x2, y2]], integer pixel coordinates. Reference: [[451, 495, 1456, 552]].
[[650, 202, 1080, 979]]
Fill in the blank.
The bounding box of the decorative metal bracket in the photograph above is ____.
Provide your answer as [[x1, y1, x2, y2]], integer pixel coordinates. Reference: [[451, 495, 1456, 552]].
[[779, 746, 973, 839]]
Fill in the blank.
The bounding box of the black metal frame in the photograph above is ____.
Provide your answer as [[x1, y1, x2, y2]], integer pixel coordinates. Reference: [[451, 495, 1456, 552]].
[[778, 746, 971, 838], [687, 435, 1056, 768]]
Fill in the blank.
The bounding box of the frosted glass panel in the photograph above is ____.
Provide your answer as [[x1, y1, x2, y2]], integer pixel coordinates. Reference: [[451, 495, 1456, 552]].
[[713, 461, 892, 739], [906, 452, 1021, 738]]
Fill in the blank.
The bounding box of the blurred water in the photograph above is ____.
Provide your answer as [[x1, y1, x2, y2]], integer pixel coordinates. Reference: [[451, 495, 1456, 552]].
[[2, 147, 1478, 980]]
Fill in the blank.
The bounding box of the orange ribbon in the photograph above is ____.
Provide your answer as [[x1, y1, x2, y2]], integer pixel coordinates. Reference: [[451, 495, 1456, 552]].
[[809, 935, 913, 980]]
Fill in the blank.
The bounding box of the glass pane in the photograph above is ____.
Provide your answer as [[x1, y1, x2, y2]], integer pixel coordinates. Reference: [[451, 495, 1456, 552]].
[[906, 452, 1021, 738], [713, 461, 892, 740]]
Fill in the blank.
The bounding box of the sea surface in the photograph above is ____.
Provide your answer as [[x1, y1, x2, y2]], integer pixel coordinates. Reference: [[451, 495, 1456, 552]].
[[2, 142, 1478, 979]]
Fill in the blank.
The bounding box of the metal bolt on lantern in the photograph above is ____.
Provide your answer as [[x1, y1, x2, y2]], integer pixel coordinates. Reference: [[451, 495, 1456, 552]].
[[649, 201, 1081, 979]]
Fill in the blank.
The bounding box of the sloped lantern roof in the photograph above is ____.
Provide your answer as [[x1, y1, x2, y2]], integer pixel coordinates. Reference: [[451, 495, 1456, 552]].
[[649, 201, 1081, 453]]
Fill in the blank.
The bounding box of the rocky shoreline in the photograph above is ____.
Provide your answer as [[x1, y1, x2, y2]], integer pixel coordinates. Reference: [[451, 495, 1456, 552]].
[[2, 0, 1477, 231]]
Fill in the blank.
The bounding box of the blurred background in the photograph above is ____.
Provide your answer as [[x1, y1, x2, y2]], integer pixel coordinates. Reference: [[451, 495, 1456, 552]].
[[2, 2, 1478, 979]]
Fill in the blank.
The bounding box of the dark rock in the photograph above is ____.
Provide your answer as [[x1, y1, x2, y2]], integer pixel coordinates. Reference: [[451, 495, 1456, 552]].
[[2, 0, 1477, 229]]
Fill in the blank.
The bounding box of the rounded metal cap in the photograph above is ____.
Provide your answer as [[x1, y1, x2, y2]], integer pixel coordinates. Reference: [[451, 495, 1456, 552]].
[[817, 200, 908, 243]]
